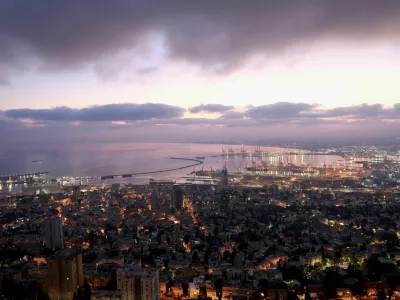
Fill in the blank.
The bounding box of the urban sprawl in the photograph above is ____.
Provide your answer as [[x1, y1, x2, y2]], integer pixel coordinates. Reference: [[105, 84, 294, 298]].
[[1, 146, 400, 300]]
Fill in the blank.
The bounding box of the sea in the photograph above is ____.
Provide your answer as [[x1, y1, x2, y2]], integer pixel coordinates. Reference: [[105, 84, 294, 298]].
[[0, 142, 343, 188]]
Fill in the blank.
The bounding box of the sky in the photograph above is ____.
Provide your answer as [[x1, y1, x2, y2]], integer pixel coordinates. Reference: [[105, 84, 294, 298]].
[[1, 0, 400, 144]]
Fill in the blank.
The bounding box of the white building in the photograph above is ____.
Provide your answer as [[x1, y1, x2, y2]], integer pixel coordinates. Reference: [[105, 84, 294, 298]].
[[44, 216, 64, 250]]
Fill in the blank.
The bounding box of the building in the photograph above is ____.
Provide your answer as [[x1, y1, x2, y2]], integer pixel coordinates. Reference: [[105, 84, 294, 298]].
[[116, 267, 159, 300], [90, 290, 122, 300], [172, 186, 184, 210], [151, 191, 161, 208], [270, 184, 280, 198], [44, 216, 64, 250], [141, 274, 158, 300], [47, 249, 84, 300], [220, 165, 228, 186], [72, 186, 81, 202], [121, 275, 135, 300], [22, 186, 61, 196]]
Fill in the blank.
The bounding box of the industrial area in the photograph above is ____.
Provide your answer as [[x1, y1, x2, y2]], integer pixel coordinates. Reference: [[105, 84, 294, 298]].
[[1, 145, 398, 196]]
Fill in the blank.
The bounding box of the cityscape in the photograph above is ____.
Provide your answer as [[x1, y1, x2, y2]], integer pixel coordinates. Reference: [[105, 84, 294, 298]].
[[1, 144, 400, 299], [2, 1, 400, 299]]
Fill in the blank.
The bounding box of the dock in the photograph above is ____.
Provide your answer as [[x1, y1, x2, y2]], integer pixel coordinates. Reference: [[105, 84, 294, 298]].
[[100, 158, 204, 180], [0, 172, 48, 181]]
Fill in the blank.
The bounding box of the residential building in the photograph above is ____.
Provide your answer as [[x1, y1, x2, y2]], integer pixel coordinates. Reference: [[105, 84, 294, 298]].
[[141, 274, 157, 300], [47, 249, 84, 300], [44, 216, 64, 250], [121, 275, 135, 300]]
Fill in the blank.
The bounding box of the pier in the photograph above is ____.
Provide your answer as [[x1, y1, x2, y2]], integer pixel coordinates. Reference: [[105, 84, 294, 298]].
[[215, 147, 345, 158], [100, 157, 204, 180], [0, 172, 48, 181]]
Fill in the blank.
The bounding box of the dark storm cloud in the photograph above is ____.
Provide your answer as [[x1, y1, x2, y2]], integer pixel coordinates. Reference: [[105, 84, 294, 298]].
[[189, 104, 234, 114], [3, 103, 185, 122], [1, 0, 400, 79]]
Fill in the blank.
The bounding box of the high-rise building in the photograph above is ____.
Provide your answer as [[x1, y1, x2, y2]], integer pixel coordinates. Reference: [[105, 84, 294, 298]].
[[44, 216, 64, 250], [270, 184, 280, 198], [121, 274, 135, 300], [151, 190, 161, 209], [220, 165, 228, 186], [47, 249, 84, 300], [72, 186, 81, 202], [117, 266, 159, 300], [172, 186, 184, 210], [141, 274, 157, 300]]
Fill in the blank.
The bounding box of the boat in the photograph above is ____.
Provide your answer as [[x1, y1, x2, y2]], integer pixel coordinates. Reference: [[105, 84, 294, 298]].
[[32, 160, 42, 163], [195, 156, 205, 160]]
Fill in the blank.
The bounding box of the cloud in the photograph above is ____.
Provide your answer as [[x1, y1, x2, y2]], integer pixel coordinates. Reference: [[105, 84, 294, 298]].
[[189, 104, 234, 114], [3, 103, 185, 122], [0, 115, 23, 128], [142, 102, 400, 127], [219, 111, 247, 120], [3, 102, 400, 147], [1, 0, 400, 80], [246, 102, 314, 118], [322, 104, 385, 118], [4, 102, 400, 130]]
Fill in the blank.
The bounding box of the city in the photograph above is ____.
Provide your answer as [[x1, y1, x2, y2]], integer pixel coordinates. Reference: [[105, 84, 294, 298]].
[[2, 1, 400, 299], [0, 145, 400, 299]]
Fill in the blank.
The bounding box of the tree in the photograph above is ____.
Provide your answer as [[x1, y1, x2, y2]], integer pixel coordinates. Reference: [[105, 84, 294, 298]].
[[88, 230, 98, 248], [304, 289, 312, 300], [215, 278, 223, 300], [192, 251, 200, 262], [182, 282, 189, 296], [37, 287, 50, 300], [213, 227, 220, 236], [388, 289, 394, 300], [282, 266, 304, 282], [323, 270, 343, 299], [365, 254, 386, 281], [223, 250, 230, 260], [183, 234, 190, 243], [1, 276, 21, 299], [81, 279, 92, 300], [142, 254, 156, 267], [258, 278, 269, 298], [377, 288, 386, 300], [198, 282, 207, 299], [204, 250, 209, 265], [349, 280, 364, 296], [103, 272, 117, 290], [275, 290, 280, 300], [286, 291, 299, 300]]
